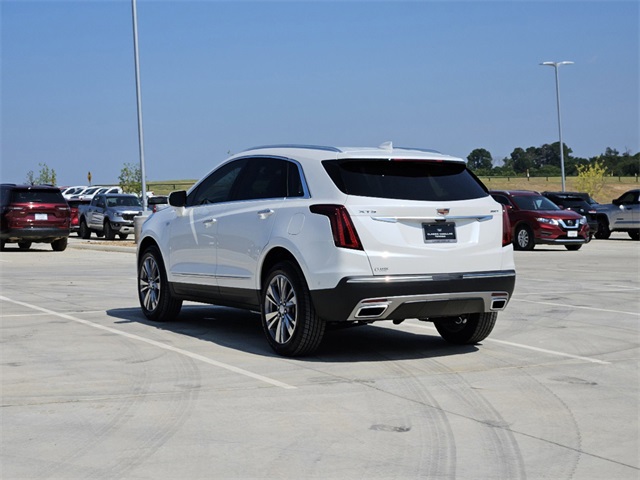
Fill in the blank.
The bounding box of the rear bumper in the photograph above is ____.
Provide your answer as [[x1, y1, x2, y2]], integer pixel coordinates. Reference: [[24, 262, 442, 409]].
[[310, 270, 516, 322], [1, 227, 69, 242]]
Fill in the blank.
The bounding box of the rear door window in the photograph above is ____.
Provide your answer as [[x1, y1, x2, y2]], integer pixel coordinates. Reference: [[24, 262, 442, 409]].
[[322, 159, 488, 201], [231, 157, 304, 201]]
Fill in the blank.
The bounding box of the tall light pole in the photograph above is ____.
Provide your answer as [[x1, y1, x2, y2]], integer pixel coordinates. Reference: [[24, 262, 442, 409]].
[[540, 61, 573, 192], [132, 0, 148, 210]]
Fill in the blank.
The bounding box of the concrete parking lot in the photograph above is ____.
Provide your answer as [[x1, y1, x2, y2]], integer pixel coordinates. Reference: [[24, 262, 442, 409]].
[[1, 234, 639, 479]]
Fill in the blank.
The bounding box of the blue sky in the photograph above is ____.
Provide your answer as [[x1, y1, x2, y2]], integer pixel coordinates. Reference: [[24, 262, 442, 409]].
[[1, 0, 638, 186]]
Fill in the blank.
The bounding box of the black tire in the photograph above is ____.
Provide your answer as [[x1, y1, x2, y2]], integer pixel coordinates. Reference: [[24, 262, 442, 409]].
[[51, 238, 68, 252], [138, 245, 182, 322], [0, 240, 5, 251], [18, 241, 32, 250], [119, 233, 129, 240], [514, 225, 535, 250], [261, 261, 325, 356], [565, 244, 582, 251], [628, 230, 640, 241], [79, 219, 91, 239], [435, 312, 497, 345], [595, 218, 611, 239], [104, 221, 116, 240]]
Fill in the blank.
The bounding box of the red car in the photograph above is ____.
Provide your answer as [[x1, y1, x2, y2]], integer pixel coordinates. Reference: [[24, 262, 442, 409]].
[[490, 190, 589, 251], [0, 184, 70, 251]]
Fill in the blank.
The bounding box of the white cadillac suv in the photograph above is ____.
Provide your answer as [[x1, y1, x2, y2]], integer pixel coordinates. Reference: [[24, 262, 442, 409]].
[[137, 143, 516, 356]]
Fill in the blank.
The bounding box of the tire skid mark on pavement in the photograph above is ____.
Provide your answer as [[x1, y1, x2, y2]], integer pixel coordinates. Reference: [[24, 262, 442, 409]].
[[376, 360, 459, 478], [0, 295, 295, 390], [96, 353, 201, 479], [393, 357, 526, 480], [30, 331, 155, 479]]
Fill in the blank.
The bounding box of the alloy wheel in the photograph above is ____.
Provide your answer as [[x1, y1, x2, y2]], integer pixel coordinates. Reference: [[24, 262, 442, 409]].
[[264, 274, 298, 345], [139, 255, 161, 312]]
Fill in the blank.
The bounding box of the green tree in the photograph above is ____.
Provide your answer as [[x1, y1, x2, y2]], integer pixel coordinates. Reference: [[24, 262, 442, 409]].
[[504, 147, 534, 174], [25, 163, 57, 185], [575, 159, 607, 198], [467, 148, 493, 173], [118, 162, 142, 194]]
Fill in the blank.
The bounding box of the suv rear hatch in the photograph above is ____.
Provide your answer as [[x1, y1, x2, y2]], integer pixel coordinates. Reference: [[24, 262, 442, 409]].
[[7, 188, 70, 230], [322, 158, 507, 275]]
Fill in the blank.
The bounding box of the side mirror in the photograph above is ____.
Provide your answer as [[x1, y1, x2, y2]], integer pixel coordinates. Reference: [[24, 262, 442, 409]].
[[169, 190, 187, 207]]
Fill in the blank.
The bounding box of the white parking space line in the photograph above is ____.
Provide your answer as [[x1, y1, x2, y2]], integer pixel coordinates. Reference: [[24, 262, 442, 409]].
[[0, 295, 296, 390], [1, 310, 106, 318], [405, 322, 611, 365], [512, 298, 640, 317], [516, 286, 640, 296]]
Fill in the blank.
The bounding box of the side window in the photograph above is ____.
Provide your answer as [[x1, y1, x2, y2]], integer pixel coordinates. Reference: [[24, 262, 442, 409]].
[[233, 158, 288, 201], [187, 159, 247, 207], [618, 192, 638, 205], [287, 162, 304, 197], [492, 195, 511, 207]]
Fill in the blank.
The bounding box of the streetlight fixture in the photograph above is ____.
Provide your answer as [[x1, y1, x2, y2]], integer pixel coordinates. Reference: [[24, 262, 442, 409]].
[[540, 61, 573, 192]]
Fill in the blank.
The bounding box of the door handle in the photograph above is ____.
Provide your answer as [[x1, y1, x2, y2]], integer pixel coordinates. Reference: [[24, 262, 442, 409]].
[[257, 209, 274, 220], [202, 218, 217, 228]]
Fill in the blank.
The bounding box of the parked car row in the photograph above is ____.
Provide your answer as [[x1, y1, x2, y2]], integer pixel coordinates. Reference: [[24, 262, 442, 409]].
[[491, 190, 590, 251], [489, 188, 639, 250], [61, 185, 123, 201], [0, 183, 172, 250]]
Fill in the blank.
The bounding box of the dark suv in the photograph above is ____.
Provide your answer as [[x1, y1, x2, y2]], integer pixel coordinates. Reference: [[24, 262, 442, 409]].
[[541, 191, 599, 236], [0, 184, 70, 251], [490, 190, 589, 251]]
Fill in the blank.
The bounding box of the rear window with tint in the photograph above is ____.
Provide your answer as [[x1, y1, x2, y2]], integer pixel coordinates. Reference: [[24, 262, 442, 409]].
[[12, 189, 65, 204], [322, 160, 488, 201]]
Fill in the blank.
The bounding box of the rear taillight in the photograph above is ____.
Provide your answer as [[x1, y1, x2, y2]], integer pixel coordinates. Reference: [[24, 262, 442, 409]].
[[310, 204, 363, 250], [502, 206, 512, 247]]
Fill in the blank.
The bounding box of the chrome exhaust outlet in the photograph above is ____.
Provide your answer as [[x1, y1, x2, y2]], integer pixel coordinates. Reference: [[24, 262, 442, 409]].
[[355, 304, 389, 318], [491, 298, 507, 310]]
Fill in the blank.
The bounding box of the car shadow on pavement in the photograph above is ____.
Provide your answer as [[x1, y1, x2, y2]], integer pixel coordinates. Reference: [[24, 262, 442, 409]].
[[107, 305, 479, 362]]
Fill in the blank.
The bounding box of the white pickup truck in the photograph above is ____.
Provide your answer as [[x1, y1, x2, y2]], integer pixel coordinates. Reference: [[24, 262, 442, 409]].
[[77, 193, 143, 240]]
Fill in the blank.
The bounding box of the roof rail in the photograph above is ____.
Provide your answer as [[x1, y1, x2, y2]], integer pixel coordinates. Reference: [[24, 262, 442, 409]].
[[242, 144, 343, 153]]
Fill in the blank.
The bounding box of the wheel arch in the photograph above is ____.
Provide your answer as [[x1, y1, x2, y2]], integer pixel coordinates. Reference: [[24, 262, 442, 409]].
[[259, 247, 304, 291], [512, 219, 535, 239], [138, 236, 162, 266]]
